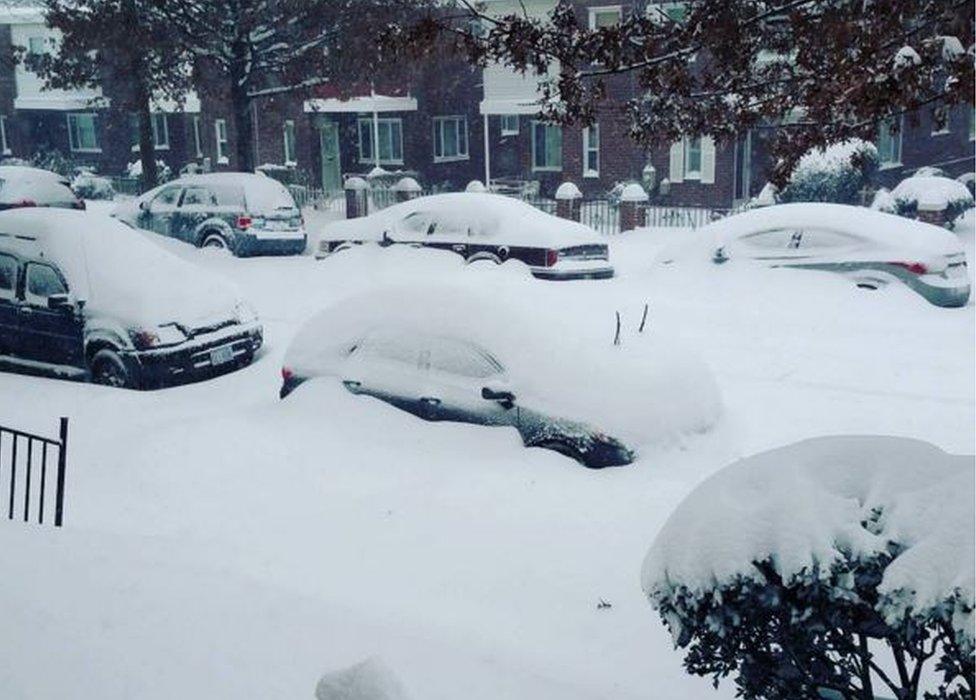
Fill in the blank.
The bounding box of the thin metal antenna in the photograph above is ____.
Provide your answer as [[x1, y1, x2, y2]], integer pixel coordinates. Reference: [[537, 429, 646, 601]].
[[613, 311, 621, 346], [638, 303, 648, 333]]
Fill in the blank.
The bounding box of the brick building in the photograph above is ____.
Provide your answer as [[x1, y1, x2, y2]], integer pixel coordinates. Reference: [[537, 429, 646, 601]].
[[1, 0, 972, 208]]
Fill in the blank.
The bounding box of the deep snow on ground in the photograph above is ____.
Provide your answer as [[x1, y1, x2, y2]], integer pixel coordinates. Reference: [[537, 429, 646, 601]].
[[0, 210, 973, 699]]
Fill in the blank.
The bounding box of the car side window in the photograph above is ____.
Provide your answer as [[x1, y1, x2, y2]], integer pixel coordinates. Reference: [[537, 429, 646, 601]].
[[351, 333, 423, 369], [399, 211, 433, 237], [798, 228, 860, 249], [739, 229, 797, 250], [0, 253, 18, 301], [24, 262, 67, 305], [181, 186, 217, 207], [427, 338, 503, 379], [150, 186, 181, 212]]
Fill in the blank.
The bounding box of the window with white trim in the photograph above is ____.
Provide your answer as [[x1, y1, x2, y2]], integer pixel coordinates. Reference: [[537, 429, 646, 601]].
[[67, 113, 100, 152], [27, 36, 48, 56], [130, 113, 169, 150], [0, 115, 9, 155], [583, 123, 599, 177], [684, 136, 702, 179], [532, 121, 562, 171], [876, 117, 902, 166], [357, 117, 403, 164], [192, 116, 202, 157], [649, 1, 687, 23], [931, 106, 949, 136], [500, 114, 519, 136], [215, 119, 229, 163], [588, 5, 622, 29], [433, 115, 469, 162], [283, 120, 297, 164]]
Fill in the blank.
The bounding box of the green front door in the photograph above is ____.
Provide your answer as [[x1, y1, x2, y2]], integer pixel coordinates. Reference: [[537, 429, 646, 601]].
[[319, 122, 341, 192]]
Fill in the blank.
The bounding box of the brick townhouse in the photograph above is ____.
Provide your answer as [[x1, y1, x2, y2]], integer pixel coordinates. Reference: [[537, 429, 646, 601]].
[[1, 0, 972, 208]]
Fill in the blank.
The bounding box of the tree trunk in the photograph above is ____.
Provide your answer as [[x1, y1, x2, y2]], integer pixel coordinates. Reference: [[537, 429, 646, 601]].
[[135, 92, 158, 191], [230, 80, 254, 173]]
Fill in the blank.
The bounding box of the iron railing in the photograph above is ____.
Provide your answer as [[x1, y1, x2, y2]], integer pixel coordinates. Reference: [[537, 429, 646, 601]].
[[1, 417, 69, 527]]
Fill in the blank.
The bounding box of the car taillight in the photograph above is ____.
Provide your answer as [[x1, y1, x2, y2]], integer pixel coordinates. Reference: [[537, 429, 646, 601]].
[[13, 199, 36, 208], [131, 330, 159, 349], [73, 199, 86, 210], [889, 261, 928, 275], [236, 215, 253, 230], [281, 367, 293, 382], [546, 249, 559, 266]]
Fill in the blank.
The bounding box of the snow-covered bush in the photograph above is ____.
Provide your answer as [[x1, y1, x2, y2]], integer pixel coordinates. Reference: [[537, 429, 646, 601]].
[[958, 172, 976, 197], [71, 171, 115, 200], [642, 436, 974, 700], [743, 182, 778, 209], [127, 159, 172, 182], [870, 187, 896, 213], [779, 140, 879, 205], [892, 175, 974, 228], [29, 148, 75, 177]]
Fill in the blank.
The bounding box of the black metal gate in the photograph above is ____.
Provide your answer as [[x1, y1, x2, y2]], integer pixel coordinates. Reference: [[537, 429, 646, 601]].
[[0, 417, 68, 527]]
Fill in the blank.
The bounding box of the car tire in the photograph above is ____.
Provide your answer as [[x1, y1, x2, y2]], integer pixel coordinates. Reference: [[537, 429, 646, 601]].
[[201, 231, 232, 253], [90, 348, 135, 389], [466, 252, 503, 266], [332, 242, 355, 255]]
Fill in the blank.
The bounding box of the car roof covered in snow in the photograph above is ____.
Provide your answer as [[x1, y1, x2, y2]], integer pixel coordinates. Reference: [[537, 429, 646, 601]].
[[163, 172, 298, 213], [0, 165, 69, 184], [0, 208, 242, 328], [702, 203, 963, 257], [322, 192, 603, 247]]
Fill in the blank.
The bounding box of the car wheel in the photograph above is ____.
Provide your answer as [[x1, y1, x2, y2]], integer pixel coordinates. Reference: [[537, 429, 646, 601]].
[[466, 253, 502, 266], [90, 349, 135, 389], [332, 242, 355, 255], [201, 232, 231, 252]]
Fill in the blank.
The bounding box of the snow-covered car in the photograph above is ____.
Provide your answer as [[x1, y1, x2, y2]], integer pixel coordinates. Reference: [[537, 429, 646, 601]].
[[316, 192, 614, 280], [113, 172, 306, 256], [279, 283, 722, 468], [0, 165, 86, 211], [702, 203, 970, 307], [0, 209, 262, 388]]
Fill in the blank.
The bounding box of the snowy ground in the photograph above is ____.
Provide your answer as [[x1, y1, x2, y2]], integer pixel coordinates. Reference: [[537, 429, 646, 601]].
[[0, 206, 973, 699]]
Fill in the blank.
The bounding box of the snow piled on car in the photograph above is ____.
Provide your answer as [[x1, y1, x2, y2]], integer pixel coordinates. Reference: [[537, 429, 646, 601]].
[[284, 257, 722, 449], [642, 435, 975, 645]]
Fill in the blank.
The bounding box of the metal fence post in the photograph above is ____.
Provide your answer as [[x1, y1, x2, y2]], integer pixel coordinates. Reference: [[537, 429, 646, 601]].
[[54, 417, 68, 528]]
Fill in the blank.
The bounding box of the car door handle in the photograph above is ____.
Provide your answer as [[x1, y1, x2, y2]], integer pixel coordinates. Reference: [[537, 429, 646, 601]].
[[452, 244, 466, 252], [420, 396, 442, 406], [342, 379, 362, 391], [18, 306, 32, 315]]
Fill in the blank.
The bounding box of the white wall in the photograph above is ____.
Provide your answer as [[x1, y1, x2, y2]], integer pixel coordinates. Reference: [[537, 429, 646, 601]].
[[10, 23, 101, 110]]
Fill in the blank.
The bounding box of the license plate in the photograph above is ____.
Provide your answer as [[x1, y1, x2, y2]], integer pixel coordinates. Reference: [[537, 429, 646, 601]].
[[210, 345, 234, 366]]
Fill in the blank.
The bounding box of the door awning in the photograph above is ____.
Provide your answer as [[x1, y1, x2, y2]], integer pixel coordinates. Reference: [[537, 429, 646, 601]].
[[303, 95, 418, 114]]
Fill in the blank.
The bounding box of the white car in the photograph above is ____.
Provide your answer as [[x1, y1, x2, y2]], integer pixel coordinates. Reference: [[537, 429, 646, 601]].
[[316, 192, 614, 280], [699, 203, 970, 307], [0, 165, 85, 211], [0, 209, 262, 388]]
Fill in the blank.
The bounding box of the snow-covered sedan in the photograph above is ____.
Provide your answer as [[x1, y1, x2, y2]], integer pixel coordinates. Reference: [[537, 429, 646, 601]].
[[702, 203, 970, 307], [316, 193, 614, 280], [113, 172, 306, 256], [0, 165, 86, 211], [0, 209, 262, 388]]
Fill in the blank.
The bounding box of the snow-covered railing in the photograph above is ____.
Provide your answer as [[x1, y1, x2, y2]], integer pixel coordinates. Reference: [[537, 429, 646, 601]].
[[0, 417, 69, 527]]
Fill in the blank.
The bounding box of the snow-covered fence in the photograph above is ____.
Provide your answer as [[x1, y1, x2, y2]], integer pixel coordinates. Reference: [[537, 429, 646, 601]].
[[0, 417, 69, 527]]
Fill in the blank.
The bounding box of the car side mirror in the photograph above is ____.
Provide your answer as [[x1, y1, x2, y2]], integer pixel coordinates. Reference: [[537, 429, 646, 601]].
[[482, 386, 516, 408], [139, 200, 150, 211], [47, 293, 73, 311]]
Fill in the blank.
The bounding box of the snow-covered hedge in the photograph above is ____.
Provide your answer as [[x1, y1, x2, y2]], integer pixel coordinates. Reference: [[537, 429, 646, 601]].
[[892, 175, 975, 228], [642, 436, 974, 699], [71, 171, 115, 200], [779, 140, 879, 205], [127, 159, 172, 182]]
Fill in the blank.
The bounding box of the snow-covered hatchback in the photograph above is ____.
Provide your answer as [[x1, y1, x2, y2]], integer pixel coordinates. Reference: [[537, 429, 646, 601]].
[[0, 209, 263, 388], [316, 192, 614, 280], [114, 173, 306, 256]]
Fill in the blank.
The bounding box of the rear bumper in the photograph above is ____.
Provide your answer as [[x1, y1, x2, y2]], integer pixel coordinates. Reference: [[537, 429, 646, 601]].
[[128, 324, 263, 387], [236, 231, 307, 256], [532, 265, 615, 281]]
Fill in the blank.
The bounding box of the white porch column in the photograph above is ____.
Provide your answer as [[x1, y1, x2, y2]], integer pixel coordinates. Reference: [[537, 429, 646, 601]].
[[371, 88, 381, 169], [483, 113, 491, 189]]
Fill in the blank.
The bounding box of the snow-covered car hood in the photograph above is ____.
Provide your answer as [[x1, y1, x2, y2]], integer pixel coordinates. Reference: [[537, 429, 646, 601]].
[[701, 203, 965, 260], [319, 192, 603, 249], [0, 209, 244, 330]]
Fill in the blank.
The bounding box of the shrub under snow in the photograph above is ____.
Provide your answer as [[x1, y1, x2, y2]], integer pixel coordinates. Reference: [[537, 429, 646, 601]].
[[642, 436, 974, 700], [892, 175, 975, 228], [71, 171, 115, 200], [779, 140, 879, 206]]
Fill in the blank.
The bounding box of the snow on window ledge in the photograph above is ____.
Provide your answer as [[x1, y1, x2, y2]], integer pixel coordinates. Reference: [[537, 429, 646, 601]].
[[433, 155, 470, 164], [217, 156, 229, 165], [583, 170, 600, 179], [879, 161, 902, 170]]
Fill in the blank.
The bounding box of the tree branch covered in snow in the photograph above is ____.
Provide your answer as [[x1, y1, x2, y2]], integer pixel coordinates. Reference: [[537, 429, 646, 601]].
[[393, 0, 975, 184]]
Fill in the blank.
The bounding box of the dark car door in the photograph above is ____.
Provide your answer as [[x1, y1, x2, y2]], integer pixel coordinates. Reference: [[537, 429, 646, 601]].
[[340, 331, 427, 418], [174, 185, 220, 245], [17, 261, 84, 369], [0, 252, 21, 357], [142, 185, 182, 237]]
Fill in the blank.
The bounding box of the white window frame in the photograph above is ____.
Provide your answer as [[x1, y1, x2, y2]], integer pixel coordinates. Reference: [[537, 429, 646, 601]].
[[683, 136, 702, 180], [192, 116, 202, 157], [582, 123, 599, 178], [0, 115, 9, 155], [648, 1, 688, 24], [531, 121, 562, 172], [152, 113, 169, 150], [877, 116, 903, 168], [588, 5, 622, 29], [931, 107, 950, 136], [283, 119, 297, 165], [432, 115, 469, 162], [500, 114, 519, 136], [356, 117, 404, 165], [27, 36, 48, 56], [67, 112, 100, 153], [215, 119, 229, 164]]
